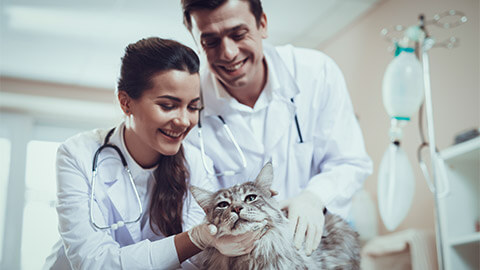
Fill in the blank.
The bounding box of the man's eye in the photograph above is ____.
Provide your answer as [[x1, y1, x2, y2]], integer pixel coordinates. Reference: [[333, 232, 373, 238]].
[[217, 201, 230, 208], [245, 194, 257, 202], [202, 39, 220, 48], [231, 32, 246, 41]]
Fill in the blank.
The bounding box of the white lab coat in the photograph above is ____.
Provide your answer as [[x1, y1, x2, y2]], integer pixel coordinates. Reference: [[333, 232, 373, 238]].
[[44, 122, 216, 270], [186, 43, 372, 219]]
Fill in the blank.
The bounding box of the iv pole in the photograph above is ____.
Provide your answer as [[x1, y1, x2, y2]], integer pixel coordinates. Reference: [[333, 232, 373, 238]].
[[381, 10, 468, 270], [421, 33, 445, 270]]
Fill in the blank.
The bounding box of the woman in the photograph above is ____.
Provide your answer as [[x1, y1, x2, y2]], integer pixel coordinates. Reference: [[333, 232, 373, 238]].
[[44, 37, 258, 269]]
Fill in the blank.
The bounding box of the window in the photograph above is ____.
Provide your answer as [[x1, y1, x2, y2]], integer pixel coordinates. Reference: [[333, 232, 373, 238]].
[[0, 112, 108, 269], [21, 140, 61, 270], [0, 138, 11, 264]]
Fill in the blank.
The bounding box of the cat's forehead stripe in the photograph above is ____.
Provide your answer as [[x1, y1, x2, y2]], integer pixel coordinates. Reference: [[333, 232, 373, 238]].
[[213, 182, 259, 202], [217, 190, 231, 200]]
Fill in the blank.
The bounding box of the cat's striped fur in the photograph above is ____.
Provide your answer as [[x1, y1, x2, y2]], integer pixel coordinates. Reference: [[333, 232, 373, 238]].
[[191, 163, 360, 269]]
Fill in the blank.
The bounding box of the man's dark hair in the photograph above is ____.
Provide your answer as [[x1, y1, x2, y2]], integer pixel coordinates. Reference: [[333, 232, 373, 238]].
[[181, 0, 264, 31]]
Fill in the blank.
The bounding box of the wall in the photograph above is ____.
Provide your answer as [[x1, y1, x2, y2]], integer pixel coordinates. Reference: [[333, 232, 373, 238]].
[[0, 76, 121, 128], [319, 0, 479, 235]]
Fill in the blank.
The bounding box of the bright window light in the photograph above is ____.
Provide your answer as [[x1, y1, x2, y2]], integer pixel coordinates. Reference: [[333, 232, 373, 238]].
[[21, 140, 61, 270], [0, 138, 12, 264]]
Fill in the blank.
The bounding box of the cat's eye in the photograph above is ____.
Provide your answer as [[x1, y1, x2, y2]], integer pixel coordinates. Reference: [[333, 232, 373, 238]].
[[245, 194, 257, 203], [217, 201, 230, 208]]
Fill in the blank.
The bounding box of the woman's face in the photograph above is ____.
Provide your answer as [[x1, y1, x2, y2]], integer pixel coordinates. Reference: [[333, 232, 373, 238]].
[[124, 69, 201, 160]]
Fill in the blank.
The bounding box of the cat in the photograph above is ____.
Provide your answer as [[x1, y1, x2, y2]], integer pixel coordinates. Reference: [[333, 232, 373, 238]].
[[190, 162, 361, 270]]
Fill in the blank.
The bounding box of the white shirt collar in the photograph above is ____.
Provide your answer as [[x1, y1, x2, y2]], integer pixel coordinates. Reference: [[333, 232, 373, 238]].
[[201, 42, 298, 116], [109, 122, 157, 178]]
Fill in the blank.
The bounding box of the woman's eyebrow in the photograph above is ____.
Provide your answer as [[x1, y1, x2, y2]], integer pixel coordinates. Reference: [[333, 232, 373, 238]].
[[156, 95, 181, 102], [190, 97, 201, 103], [157, 96, 201, 103]]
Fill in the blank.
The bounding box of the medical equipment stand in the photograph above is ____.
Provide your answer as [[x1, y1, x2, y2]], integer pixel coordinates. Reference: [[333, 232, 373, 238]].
[[381, 10, 468, 270]]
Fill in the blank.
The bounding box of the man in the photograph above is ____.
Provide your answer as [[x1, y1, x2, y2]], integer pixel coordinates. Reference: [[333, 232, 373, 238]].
[[182, 0, 372, 256]]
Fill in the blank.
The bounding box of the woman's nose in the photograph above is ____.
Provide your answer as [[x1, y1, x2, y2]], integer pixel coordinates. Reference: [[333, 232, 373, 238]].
[[173, 110, 190, 127]]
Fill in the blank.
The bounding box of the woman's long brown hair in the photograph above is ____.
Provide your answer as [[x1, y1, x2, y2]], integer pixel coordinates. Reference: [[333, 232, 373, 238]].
[[150, 147, 189, 236], [117, 37, 199, 236]]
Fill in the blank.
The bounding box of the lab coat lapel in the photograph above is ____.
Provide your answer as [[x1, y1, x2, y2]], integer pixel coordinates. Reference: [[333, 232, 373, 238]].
[[220, 112, 264, 154], [263, 43, 300, 153], [103, 126, 141, 243], [263, 98, 295, 153], [202, 73, 264, 154], [105, 170, 141, 243]]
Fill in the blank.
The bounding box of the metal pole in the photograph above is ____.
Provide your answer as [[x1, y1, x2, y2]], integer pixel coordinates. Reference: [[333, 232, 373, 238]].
[[421, 37, 445, 270]]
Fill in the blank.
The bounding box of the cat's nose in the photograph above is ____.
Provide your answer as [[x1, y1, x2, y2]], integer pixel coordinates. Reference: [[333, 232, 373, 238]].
[[232, 206, 243, 214]]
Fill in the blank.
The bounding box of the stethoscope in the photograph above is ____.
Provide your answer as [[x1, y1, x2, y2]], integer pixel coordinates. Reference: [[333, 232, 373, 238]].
[[197, 43, 305, 177], [90, 128, 143, 231], [197, 97, 303, 177]]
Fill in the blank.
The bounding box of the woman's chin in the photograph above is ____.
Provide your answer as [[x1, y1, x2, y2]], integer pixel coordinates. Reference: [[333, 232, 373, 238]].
[[157, 144, 182, 156]]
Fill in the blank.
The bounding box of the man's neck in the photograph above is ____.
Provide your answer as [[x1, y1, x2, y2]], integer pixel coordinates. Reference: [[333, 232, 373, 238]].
[[223, 58, 268, 108]]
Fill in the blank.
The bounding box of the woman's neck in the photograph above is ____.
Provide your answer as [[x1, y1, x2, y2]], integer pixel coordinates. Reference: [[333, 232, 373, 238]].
[[122, 125, 160, 169]]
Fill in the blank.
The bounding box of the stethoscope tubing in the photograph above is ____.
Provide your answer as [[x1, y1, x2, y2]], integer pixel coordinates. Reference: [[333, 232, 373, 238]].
[[197, 99, 303, 177], [89, 128, 143, 231]]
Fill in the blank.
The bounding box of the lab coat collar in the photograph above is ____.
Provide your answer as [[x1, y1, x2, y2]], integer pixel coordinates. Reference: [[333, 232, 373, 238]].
[[200, 42, 299, 153]]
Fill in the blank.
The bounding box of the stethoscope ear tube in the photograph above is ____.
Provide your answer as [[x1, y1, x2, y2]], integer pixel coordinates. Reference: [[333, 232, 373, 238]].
[[93, 144, 128, 171], [90, 127, 143, 231]]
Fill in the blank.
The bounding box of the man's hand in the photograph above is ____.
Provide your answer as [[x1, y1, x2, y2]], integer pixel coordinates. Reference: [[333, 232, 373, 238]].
[[278, 190, 325, 256]]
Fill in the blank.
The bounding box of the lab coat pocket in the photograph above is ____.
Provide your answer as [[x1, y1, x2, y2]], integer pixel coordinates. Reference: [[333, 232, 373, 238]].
[[290, 141, 314, 186]]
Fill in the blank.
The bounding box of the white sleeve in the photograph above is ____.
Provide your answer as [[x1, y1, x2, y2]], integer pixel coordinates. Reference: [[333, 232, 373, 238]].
[[56, 144, 180, 270], [304, 58, 373, 219], [182, 143, 219, 231]]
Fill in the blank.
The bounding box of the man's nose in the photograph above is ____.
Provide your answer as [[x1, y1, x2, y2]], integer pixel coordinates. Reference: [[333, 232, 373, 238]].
[[221, 38, 239, 61]]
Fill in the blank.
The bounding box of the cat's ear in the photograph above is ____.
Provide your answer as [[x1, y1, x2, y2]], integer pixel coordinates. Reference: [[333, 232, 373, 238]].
[[254, 162, 274, 194], [190, 185, 213, 213]]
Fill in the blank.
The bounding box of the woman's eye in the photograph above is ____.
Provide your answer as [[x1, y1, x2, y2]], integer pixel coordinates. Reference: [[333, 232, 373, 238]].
[[188, 105, 202, 112], [217, 201, 229, 208], [159, 104, 175, 111], [245, 194, 257, 202]]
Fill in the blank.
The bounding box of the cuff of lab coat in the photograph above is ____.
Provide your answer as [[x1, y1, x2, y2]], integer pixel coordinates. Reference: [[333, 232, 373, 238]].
[[304, 176, 357, 219], [120, 236, 180, 269], [150, 235, 180, 269]]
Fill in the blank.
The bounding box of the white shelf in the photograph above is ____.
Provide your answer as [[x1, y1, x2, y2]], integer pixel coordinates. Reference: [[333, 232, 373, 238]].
[[440, 137, 480, 163], [438, 136, 480, 270], [449, 232, 480, 247]]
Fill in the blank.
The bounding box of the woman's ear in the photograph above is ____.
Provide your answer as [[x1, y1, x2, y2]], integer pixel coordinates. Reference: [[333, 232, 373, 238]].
[[117, 91, 132, 115]]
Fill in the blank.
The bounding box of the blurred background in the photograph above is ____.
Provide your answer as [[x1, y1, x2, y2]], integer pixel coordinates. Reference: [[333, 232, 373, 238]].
[[0, 0, 478, 269]]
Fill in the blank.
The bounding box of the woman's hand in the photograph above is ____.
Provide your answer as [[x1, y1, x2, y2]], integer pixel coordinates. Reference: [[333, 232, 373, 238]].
[[188, 221, 267, 257]]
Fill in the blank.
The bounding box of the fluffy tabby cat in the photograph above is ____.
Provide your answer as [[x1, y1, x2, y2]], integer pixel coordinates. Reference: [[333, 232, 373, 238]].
[[190, 162, 360, 270]]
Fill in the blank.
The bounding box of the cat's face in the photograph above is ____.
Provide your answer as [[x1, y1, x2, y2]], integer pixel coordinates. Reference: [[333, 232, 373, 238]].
[[191, 163, 283, 235]]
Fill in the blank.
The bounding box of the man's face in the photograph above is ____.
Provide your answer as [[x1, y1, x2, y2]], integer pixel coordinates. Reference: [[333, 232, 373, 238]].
[[189, 0, 268, 92]]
